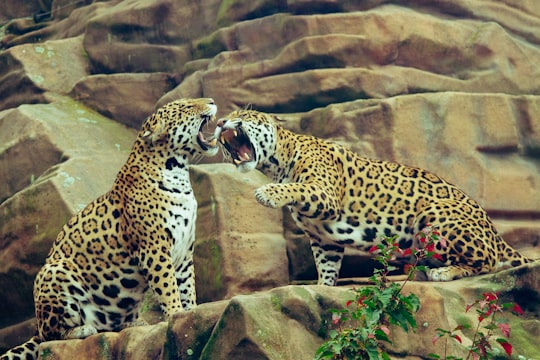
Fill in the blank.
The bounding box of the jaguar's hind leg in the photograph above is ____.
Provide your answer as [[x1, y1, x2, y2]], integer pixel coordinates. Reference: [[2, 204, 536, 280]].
[[34, 261, 93, 341], [413, 200, 498, 281], [310, 240, 344, 286]]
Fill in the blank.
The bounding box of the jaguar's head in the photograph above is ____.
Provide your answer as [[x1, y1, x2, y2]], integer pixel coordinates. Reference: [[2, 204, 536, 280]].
[[141, 98, 219, 157], [215, 109, 277, 173]]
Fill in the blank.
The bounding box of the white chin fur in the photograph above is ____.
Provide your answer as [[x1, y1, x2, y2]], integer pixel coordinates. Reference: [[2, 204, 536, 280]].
[[205, 146, 219, 157], [237, 161, 257, 173]]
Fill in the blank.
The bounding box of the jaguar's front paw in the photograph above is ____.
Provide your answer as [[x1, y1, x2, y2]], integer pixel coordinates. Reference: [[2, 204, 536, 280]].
[[254, 185, 279, 208]]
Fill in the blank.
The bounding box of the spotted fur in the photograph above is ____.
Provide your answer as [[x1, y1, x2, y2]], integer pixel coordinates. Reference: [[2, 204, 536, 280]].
[[1, 98, 219, 360], [217, 109, 532, 286]]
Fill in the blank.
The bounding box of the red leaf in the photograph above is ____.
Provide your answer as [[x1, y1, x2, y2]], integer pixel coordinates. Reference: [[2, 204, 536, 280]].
[[369, 245, 379, 253], [498, 323, 511, 338], [432, 334, 441, 345], [483, 292, 498, 301], [452, 334, 462, 344], [432, 253, 444, 261], [498, 340, 513, 356], [512, 303, 524, 315], [346, 300, 353, 308]]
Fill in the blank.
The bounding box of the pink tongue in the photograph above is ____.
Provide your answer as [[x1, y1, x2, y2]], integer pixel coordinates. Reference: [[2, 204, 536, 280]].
[[237, 144, 252, 160]]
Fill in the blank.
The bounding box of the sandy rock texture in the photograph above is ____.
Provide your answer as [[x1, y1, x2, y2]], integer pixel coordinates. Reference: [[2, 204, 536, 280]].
[[34, 264, 540, 359], [0, 0, 539, 358]]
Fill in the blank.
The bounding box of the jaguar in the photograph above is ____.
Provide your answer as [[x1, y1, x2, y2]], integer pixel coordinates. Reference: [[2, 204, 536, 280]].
[[215, 108, 532, 285], [1, 98, 219, 360]]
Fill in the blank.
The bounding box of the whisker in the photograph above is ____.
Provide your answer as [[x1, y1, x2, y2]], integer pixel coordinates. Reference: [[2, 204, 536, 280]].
[[191, 153, 204, 165]]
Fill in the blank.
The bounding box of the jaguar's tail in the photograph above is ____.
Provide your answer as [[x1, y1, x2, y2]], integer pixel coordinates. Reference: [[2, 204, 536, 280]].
[[496, 234, 535, 269], [0, 336, 40, 360]]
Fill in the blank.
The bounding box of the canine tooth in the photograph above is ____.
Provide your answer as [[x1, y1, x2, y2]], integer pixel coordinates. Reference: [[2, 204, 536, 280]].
[[233, 130, 238, 137], [241, 153, 250, 161], [220, 135, 225, 144], [213, 126, 222, 139], [233, 159, 241, 165], [210, 138, 217, 146]]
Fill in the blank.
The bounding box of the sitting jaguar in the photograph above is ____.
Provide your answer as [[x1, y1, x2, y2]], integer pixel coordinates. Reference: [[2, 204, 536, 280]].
[[216, 109, 532, 285], [1, 98, 219, 360]]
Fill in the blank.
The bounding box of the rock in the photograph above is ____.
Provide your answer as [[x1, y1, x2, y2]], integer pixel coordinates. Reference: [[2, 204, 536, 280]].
[[70, 72, 177, 128], [164, 5, 540, 115], [191, 164, 289, 303], [0, 97, 136, 326], [82, 0, 221, 74], [0, 1, 44, 23], [0, 36, 89, 111], [1, 0, 540, 358], [36, 263, 540, 359]]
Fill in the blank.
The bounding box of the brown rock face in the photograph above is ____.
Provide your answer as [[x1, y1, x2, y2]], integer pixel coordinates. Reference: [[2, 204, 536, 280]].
[[31, 264, 540, 360], [0, 0, 539, 358], [191, 164, 289, 303], [0, 100, 136, 327]]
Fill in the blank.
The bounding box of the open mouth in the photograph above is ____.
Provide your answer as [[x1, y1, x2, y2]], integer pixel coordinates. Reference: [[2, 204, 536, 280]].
[[217, 123, 255, 165], [197, 114, 218, 151]]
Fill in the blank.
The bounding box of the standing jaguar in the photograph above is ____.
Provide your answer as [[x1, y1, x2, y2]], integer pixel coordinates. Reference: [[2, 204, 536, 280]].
[[216, 109, 532, 286], [1, 98, 219, 360]]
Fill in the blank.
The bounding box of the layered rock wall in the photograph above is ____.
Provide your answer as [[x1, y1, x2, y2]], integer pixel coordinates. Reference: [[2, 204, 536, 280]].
[[0, 0, 539, 358]]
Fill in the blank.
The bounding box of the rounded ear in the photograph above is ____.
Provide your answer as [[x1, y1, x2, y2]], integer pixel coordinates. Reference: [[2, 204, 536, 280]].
[[273, 114, 286, 123], [141, 115, 166, 144]]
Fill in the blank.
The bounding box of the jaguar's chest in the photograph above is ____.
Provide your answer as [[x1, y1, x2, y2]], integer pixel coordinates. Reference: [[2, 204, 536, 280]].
[[166, 197, 197, 268]]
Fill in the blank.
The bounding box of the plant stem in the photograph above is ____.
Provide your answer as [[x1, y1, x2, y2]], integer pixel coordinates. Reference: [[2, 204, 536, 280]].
[[465, 319, 482, 360]]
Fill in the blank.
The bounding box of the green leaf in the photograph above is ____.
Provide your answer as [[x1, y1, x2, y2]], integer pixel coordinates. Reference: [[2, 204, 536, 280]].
[[366, 346, 382, 360], [374, 328, 392, 343], [434, 328, 451, 334]]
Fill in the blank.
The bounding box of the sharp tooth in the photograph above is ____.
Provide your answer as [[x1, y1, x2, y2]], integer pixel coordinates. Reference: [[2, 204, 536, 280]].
[[241, 153, 250, 161], [233, 130, 238, 137], [220, 135, 225, 144], [210, 138, 217, 146], [213, 126, 222, 139], [233, 159, 241, 165]]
